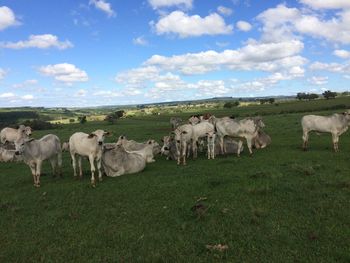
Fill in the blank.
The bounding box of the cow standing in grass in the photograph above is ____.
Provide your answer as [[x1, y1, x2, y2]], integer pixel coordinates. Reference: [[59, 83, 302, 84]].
[[173, 124, 193, 165], [212, 116, 264, 155], [301, 112, 350, 152], [14, 134, 62, 187], [69, 130, 109, 186]]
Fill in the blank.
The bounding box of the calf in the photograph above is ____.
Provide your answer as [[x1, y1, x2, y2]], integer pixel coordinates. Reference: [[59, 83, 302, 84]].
[[14, 134, 62, 187]]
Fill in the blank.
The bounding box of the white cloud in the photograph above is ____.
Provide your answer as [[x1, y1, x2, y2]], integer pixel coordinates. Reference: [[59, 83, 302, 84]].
[[39, 63, 89, 83], [0, 68, 7, 80], [0, 34, 73, 49], [0, 92, 15, 98], [13, 79, 38, 88], [236, 20, 252, 31], [146, 40, 305, 75], [133, 36, 148, 46], [217, 6, 233, 16], [333, 49, 350, 59], [148, 0, 193, 9], [0, 6, 19, 31], [21, 94, 34, 100], [89, 0, 116, 17], [257, 4, 350, 44], [115, 66, 159, 86], [299, 0, 350, 10], [308, 76, 328, 85], [154, 11, 233, 38], [310, 61, 350, 74]]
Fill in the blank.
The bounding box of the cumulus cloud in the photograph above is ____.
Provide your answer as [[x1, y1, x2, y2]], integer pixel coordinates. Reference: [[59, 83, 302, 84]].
[[115, 66, 159, 86], [39, 63, 89, 83], [257, 4, 350, 44], [0, 34, 73, 49], [148, 0, 193, 9], [154, 11, 233, 38], [308, 76, 328, 85], [333, 49, 350, 59], [0, 92, 15, 98], [13, 79, 38, 89], [89, 0, 116, 17], [146, 40, 305, 75], [299, 0, 350, 10], [133, 36, 148, 46], [21, 94, 34, 100], [310, 61, 350, 74], [217, 6, 233, 16], [236, 20, 252, 31], [0, 6, 19, 31]]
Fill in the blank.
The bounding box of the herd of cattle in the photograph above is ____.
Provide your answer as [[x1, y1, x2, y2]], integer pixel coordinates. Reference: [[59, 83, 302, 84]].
[[0, 111, 350, 187]]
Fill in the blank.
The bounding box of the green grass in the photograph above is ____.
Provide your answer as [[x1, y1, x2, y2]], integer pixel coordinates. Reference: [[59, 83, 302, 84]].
[[1, 98, 350, 262]]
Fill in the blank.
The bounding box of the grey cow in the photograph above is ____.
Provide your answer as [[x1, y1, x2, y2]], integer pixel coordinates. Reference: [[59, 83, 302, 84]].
[[14, 134, 62, 187], [102, 144, 146, 177], [170, 117, 182, 130], [301, 112, 350, 152]]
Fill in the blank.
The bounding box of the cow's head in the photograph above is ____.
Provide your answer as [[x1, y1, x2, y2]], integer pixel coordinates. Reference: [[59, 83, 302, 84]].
[[116, 135, 127, 146], [88, 130, 110, 145], [342, 111, 350, 124], [25, 126, 32, 136], [206, 131, 216, 141], [14, 137, 34, 155], [161, 136, 171, 155]]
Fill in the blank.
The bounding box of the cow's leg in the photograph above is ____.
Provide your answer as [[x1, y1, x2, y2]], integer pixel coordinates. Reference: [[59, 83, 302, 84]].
[[29, 163, 36, 186], [302, 130, 309, 151], [57, 152, 62, 177], [246, 137, 253, 155], [332, 133, 339, 152], [207, 142, 211, 159], [182, 142, 187, 165], [35, 160, 42, 187], [211, 143, 215, 159], [219, 136, 224, 155], [176, 143, 181, 165], [70, 152, 77, 178], [88, 155, 96, 187], [97, 158, 103, 182], [237, 140, 243, 157], [49, 158, 57, 177], [78, 156, 83, 178], [192, 140, 197, 159]]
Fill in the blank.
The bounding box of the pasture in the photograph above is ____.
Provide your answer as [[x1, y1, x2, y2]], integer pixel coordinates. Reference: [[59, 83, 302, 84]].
[[1, 98, 350, 262]]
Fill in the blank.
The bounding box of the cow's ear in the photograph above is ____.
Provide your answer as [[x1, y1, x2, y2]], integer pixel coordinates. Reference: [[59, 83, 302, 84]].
[[182, 131, 188, 134], [104, 131, 111, 136], [148, 140, 152, 144], [88, 133, 96, 138], [161, 138, 164, 142]]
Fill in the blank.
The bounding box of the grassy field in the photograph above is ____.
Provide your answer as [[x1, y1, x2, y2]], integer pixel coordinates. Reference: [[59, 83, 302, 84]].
[[1, 98, 350, 262]]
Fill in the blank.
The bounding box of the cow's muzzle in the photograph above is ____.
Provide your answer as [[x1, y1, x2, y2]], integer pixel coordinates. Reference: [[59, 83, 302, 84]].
[[98, 141, 103, 145], [15, 151, 20, 155]]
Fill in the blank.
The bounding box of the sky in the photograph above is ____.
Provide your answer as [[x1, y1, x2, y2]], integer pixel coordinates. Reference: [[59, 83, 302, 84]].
[[1, 0, 350, 107]]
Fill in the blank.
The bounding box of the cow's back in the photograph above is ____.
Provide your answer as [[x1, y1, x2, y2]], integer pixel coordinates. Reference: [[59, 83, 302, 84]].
[[0, 127, 18, 143]]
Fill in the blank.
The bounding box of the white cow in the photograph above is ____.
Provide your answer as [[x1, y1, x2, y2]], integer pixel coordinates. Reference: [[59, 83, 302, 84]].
[[62, 142, 70, 152], [253, 130, 271, 149], [14, 134, 62, 187], [0, 147, 22, 162], [102, 144, 146, 177], [116, 136, 161, 157], [69, 130, 109, 186], [170, 117, 182, 130], [191, 122, 215, 158], [213, 116, 264, 155], [206, 131, 216, 159], [1, 125, 32, 144], [161, 135, 178, 161], [301, 112, 350, 152], [173, 124, 193, 165]]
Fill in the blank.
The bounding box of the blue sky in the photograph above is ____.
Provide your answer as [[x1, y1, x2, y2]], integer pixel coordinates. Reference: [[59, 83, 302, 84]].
[[1, 0, 350, 107]]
